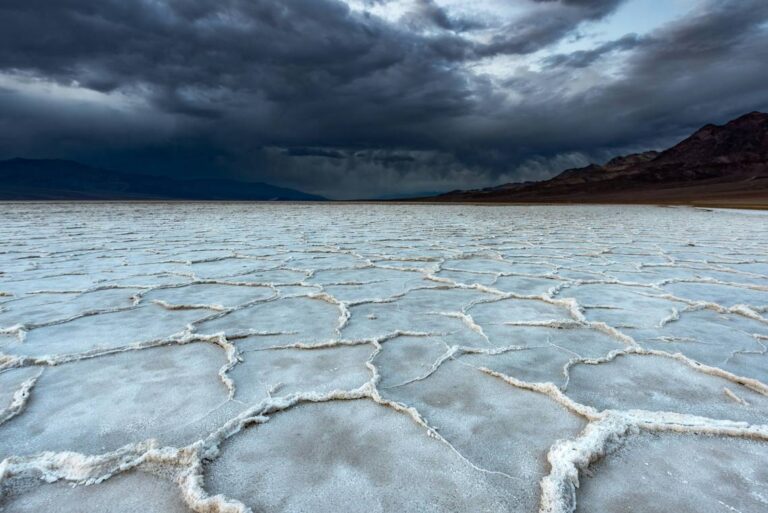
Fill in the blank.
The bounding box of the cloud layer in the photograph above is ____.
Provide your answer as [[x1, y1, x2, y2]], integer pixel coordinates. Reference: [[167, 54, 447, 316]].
[[1, 0, 767, 198]]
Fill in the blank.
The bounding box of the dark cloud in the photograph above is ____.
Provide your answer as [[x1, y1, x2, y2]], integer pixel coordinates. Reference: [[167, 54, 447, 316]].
[[542, 33, 644, 68], [404, 0, 488, 33], [476, 0, 625, 57], [284, 148, 346, 159], [530, 0, 768, 147], [0, 0, 767, 198], [411, 0, 454, 30]]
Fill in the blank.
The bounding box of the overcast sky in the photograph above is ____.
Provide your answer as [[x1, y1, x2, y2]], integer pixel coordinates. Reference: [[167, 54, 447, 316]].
[[1, 0, 767, 198]]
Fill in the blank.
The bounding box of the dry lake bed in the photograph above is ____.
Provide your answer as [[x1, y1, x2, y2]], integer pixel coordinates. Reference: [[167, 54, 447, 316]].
[[1, 203, 767, 513]]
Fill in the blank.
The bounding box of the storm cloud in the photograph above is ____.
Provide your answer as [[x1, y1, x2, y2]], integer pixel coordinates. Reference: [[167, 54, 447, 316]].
[[1, 0, 767, 198]]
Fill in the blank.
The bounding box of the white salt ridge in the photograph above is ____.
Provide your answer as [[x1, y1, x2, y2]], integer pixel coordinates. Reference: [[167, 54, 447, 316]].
[[1, 203, 768, 512], [0, 369, 41, 426]]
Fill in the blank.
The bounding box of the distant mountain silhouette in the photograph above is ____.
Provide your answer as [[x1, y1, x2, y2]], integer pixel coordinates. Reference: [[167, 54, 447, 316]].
[[426, 112, 768, 207], [0, 159, 326, 201]]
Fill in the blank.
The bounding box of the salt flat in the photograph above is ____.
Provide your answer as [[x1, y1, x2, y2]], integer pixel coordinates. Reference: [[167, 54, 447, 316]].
[[0, 203, 767, 513]]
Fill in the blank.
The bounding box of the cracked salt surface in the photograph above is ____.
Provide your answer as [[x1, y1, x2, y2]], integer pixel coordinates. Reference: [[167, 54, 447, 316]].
[[0, 470, 189, 513], [1, 203, 767, 512], [576, 433, 768, 513]]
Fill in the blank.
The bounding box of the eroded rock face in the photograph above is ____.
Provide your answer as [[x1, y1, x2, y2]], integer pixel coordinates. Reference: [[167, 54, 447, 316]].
[[1, 203, 767, 513], [431, 111, 768, 204]]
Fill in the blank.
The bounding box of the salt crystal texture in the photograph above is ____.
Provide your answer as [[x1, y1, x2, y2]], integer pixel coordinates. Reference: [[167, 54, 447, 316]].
[[1, 203, 767, 512]]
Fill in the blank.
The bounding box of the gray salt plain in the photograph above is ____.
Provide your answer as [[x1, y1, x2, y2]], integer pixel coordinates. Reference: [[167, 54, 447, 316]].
[[0, 203, 767, 513]]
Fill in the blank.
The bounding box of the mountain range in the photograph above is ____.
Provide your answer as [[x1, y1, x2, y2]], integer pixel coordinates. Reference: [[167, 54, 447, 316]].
[[0, 159, 325, 201], [3, 112, 767, 206], [426, 111, 768, 208]]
